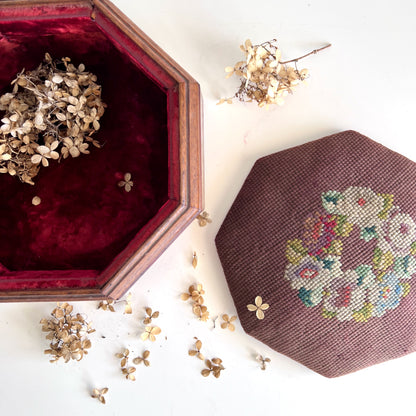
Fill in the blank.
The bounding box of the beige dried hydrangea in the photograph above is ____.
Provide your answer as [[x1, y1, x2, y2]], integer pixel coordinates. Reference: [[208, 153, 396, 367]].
[[40, 302, 95, 363], [0, 53, 106, 184], [219, 39, 331, 108]]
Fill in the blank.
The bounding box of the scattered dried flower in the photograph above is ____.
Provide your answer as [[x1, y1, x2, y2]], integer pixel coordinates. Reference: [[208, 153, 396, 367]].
[[192, 251, 198, 269], [220, 39, 331, 108], [188, 338, 204, 360], [143, 307, 160, 325], [201, 358, 225, 378], [121, 367, 136, 381], [124, 292, 132, 314], [247, 296, 269, 320], [181, 283, 210, 321], [115, 348, 130, 367], [141, 326, 161, 342], [256, 354, 271, 370], [220, 314, 237, 331], [0, 54, 105, 184], [196, 211, 212, 227], [98, 299, 115, 312], [118, 172, 133, 192], [193, 304, 210, 322], [91, 388, 108, 404], [32, 196, 41, 206], [40, 302, 95, 363], [181, 284, 205, 305], [133, 350, 150, 367]]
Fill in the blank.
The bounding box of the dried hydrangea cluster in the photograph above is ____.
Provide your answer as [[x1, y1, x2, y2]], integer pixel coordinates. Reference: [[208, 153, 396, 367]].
[[219, 39, 330, 107], [40, 302, 95, 363], [0, 53, 105, 184]]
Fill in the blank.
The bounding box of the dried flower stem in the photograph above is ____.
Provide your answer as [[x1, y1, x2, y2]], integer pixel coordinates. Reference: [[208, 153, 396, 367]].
[[279, 43, 331, 64]]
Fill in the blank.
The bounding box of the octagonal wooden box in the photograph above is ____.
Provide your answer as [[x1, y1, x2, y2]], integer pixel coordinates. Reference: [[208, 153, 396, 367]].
[[0, 0, 203, 301]]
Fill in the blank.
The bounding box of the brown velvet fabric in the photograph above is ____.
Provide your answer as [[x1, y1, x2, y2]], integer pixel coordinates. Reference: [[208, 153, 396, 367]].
[[0, 16, 169, 289], [216, 130, 416, 377]]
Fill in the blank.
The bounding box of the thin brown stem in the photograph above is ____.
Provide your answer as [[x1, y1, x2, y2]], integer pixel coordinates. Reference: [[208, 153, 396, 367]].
[[279, 43, 331, 64]]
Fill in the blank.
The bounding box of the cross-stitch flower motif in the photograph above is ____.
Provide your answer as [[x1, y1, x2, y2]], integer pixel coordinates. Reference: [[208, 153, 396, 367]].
[[323, 271, 366, 321], [285, 186, 415, 322], [336, 186, 385, 228], [372, 272, 404, 317], [285, 256, 333, 291], [377, 212, 416, 257], [303, 212, 337, 257]]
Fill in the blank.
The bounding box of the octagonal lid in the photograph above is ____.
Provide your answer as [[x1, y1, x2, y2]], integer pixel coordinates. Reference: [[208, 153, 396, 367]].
[[216, 130, 416, 377]]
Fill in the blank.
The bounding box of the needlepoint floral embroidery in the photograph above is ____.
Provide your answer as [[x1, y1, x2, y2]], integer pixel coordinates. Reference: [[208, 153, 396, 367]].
[[284, 186, 416, 322]]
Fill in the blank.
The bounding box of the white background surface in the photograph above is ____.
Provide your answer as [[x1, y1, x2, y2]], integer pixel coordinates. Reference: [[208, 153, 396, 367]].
[[1, 0, 416, 415]]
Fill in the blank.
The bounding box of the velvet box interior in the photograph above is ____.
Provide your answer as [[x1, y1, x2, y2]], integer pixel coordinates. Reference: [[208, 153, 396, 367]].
[[0, 1, 201, 300]]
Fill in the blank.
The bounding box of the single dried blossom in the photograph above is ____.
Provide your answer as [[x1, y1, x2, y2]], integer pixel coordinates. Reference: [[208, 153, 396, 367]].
[[121, 367, 136, 381], [98, 299, 115, 312], [40, 302, 95, 363], [32, 196, 41, 206], [141, 326, 161, 342], [201, 358, 225, 378], [143, 307, 160, 325], [181, 284, 205, 305], [219, 39, 331, 108], [0, 53, 105, 184], [115, 348, 130, 367], [118, 172, 133, 192], [133, 350, 150, 367], [247, 296, 269, 320], [192, 251, 198, 269], [220, 314, 237, 331], [91, 388, 108, 404], [188, 338, 204, 360], [256, 354, 271, 370], [196, 211, 212, 227], [193, 304, 210, 322]]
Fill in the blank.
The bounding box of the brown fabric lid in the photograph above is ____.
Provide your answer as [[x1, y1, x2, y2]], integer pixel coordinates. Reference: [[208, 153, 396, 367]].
[[216, 130, 416, 377]]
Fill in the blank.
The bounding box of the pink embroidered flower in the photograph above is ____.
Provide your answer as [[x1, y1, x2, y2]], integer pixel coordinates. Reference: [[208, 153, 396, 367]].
[[323, 270, 366, 321], [303, 212, 337, 256], [336, 186, 384, 228], [284, 256, 332, 291], [377, 211, 416, 257]]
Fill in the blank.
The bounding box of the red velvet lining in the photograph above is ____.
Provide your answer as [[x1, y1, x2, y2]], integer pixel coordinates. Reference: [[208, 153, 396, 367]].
[[0, 15, 170, 290]]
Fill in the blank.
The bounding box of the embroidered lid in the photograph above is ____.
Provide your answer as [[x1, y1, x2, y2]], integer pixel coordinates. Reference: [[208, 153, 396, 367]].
[[215, 130, 416, 377]]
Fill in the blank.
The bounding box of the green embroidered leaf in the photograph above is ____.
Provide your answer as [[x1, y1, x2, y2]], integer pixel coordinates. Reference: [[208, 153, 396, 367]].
[[373, 247, 394, 271], [394, 255, 416, 278], [334, 215, 353, 237], [377, 193, 394, 220], [355, 264, 375, 287], [411, 242, 416, 256], [321, 308, 337, 319], [285, 239, 308, 265], [400, 282, 411, 298], [352, 303, 374, 323], [321, 191, 342, 214], [323, 239, 342, 256], [360, 226, 377, 242], [298, 287, 323, 307]]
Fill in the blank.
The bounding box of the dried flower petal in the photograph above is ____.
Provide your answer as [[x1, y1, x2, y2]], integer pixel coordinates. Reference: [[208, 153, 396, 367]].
[[192, 252, 198, 269], [91, 387, 108, 404]]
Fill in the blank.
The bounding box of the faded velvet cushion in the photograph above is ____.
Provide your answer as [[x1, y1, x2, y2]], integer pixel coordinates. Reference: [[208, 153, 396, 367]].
[[216, 130, 416, 377]]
